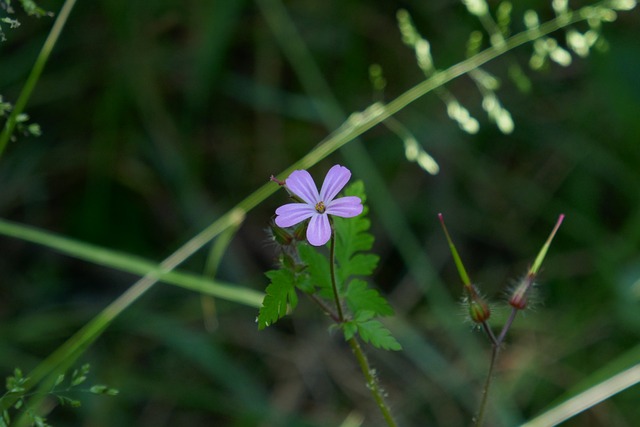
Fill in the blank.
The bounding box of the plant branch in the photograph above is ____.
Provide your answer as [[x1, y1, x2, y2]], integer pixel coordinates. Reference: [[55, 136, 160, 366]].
[[475, 344, 500, 427], [348, 337, 398, 427], [329, 228, 345, 322]]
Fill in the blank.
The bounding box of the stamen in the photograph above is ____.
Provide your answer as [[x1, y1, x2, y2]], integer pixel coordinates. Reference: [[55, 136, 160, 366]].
[[315, 201, 326, 213]]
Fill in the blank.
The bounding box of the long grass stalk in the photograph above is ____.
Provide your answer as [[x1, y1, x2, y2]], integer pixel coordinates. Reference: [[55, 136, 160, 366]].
[[0, 0, 78, 158]]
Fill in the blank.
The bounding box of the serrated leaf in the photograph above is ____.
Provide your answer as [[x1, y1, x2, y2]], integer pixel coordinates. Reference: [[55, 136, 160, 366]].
[[346, 279, 394, 317], [340, 253, 379, 281], [257, 269, 297, 329], [333, 181, 378, 288], [342, 321, 358, 341], [298, 243, 331, 291], [356, 319, 402, 351]]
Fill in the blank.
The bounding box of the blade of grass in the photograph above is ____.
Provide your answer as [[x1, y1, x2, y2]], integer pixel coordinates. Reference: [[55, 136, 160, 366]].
[[0, 217, 263, 308], [0, 0, 78, 159], [521, 364, 640, 427]]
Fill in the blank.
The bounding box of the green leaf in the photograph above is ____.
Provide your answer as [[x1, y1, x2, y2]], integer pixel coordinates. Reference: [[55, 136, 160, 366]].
[[346, 279, 394, 317], [355, 318, 402, 351], [257, 269, 297, 329], [341, 253, 379, 279], [333, 181, 378, 285], [342, 321, 358, 341], [298, 243, 331, 291]]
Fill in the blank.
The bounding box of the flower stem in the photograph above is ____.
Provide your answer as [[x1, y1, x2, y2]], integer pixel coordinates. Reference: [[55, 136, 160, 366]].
[[475, 344, 500, 427], [329, 229, 345, 322], [497, 308, 519, 345], [328, 228, 397, 427], [348, 337, 398, 427]]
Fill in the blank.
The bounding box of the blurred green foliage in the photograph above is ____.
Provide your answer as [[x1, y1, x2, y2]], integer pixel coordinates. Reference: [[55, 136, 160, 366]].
[[0, 0, 639, 425]]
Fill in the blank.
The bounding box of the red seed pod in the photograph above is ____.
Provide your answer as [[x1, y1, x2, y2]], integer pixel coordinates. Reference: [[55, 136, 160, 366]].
[[509, 273, 535, 310]]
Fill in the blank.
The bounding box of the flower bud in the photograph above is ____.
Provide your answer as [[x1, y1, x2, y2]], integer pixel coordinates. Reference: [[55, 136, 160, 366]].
[[293, 222, 307, 242], [469, 298, 491, 323], [270, 222, 294, 246], [466, 285, 491, 323]]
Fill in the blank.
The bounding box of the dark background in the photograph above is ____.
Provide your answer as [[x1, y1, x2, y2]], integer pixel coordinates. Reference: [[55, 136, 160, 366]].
[[1, 0, 639, 425]]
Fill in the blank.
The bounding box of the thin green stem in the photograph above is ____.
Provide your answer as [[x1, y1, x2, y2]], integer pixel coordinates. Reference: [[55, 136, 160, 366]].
[[327, 228, 397, 427], [0, 217, 264, 308], [497, 308, 519, 345], [481, 320, 499, 348], [348, 337, 398, 427], [329, 228, 345, 322], [0, 0, 78, 159], [307, 293, 340, 323], [475, 345, 500, 427]]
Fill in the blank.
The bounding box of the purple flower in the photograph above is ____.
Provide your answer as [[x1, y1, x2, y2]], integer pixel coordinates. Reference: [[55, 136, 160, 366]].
[[275, 164, 363, 246]]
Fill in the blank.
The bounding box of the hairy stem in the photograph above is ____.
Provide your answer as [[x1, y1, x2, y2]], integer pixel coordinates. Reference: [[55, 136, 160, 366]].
[[348, 337, 398, 427], [476, 344, 500, 427], [329, 229, 345, 322], [307, 293, 340, 323], [327, 229, 397, 427]]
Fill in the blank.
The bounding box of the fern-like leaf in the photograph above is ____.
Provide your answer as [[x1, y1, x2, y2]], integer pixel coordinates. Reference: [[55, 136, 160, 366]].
[[257, 269, 298, 329], [346, 279, 394, 317]]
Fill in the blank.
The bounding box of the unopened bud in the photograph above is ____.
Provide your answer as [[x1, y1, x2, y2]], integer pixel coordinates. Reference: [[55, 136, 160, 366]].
[[270, 222, 294, 246], [469, 298, 491, 323], [466, 285, 491, 323], [509, 273, 535, 310], [293, 222, 307, 242]]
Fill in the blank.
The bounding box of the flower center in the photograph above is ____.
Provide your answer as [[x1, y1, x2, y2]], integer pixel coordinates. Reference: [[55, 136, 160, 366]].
[[315, 201, 326, 213]]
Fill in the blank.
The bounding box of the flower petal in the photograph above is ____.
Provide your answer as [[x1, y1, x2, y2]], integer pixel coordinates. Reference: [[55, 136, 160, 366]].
[[275, 203, 316, 228], [326, 196, 363, 218], [319, 164, 351, 203], [286, 170, 320, 205], [307, 213, 331, 246]]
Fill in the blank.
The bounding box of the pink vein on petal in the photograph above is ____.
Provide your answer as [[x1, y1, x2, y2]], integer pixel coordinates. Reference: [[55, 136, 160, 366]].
[[307, 214, 331, 246], [320, 165, 351, 203], [286, 170, 320, 205], [326, 196, 363, 218], [275, 203, 316, 228]]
